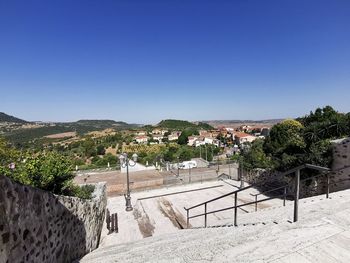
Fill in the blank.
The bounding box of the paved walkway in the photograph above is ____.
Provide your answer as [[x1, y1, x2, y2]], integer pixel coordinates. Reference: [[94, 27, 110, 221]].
[[74, 165, 236, 197]]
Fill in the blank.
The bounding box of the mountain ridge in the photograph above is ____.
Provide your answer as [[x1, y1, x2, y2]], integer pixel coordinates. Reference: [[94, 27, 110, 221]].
[[0, 112, 29, 123]]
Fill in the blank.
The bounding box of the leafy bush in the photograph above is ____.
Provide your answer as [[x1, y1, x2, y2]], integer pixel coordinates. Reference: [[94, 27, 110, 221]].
[[67, 184, 95, 199], [0, 138, 94, 198]]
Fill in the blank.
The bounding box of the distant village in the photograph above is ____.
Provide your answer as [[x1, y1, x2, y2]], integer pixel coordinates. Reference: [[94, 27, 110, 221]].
[[133, 125, 271, 157]]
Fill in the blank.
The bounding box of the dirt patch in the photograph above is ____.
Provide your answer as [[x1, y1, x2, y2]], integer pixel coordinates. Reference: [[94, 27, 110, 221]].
[[133, 201, 155, 238], [157, 197, 189, 229], [44, 131, 76, 139], [87, 129, 116, 138]]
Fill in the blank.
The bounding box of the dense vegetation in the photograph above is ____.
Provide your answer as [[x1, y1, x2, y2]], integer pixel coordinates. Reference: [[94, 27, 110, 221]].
[[70, 119, 135, 130], [5, 125, 73, 146], [0, 137, 94, 198], [124, 143, 219, 164], [241, 106, 350, 172], [157, 119, 214, 130]]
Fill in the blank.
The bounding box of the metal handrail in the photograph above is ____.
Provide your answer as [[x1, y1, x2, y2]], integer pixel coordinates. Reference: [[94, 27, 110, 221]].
[[185, 185, 253, 210], [279, 164, 330, 177], [188, 194, 284, 220], [184, 163, 335, 229], [251, 184, 288, 197]]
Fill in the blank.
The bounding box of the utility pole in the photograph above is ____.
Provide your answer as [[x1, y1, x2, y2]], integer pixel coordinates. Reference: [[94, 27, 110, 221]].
[[239, 160, 244, 188]]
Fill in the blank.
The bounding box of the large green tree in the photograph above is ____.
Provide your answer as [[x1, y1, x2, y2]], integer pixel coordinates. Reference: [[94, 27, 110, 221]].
[[243, 106, 349, 172]]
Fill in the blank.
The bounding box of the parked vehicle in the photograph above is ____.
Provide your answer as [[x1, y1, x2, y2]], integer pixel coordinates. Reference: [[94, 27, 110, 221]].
[[178, 161, 197, 169]]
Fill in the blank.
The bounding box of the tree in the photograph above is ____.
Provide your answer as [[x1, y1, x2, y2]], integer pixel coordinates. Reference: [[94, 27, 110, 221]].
[[300, 106, 349, 144], [83, 138, 96, 157], [241, 139, 273, 170], [0, 137, 20, 177], [96, 145, 106, 155], [177, 146, 194, 162], [177, 128, 199, 145], [20, 152, 74, 194], [1, 137, 92, 198], [263, 119, 306, 171]]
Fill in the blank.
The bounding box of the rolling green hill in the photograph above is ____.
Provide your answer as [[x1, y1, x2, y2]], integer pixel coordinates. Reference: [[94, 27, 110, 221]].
[[157, 119, 214, 130]]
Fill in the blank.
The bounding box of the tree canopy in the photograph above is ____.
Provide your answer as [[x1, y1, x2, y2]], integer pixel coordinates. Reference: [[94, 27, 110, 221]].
[[242, 106, 349, 172]]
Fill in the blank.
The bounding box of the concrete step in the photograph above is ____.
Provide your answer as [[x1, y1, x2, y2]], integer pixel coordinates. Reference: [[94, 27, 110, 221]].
[[80, 189, 350, 263]]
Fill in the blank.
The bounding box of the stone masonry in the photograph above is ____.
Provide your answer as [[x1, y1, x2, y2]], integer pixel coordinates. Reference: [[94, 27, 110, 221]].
[[0, 175, 107, 263]]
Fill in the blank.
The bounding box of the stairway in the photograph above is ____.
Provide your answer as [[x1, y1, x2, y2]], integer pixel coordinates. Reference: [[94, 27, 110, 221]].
[[80, 188, 350, 263]]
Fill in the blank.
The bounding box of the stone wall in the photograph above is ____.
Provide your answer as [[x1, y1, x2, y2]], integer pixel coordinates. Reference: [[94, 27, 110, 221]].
[[330, 137, 350, 191], [0, 175, 107, 263]]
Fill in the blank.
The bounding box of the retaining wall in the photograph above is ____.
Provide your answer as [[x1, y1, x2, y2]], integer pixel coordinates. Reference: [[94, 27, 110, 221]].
[[0, 175, 107, 263]]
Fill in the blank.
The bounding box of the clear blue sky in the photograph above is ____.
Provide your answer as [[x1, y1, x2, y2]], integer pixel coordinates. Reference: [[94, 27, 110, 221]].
[[0, 0, 349, 124]]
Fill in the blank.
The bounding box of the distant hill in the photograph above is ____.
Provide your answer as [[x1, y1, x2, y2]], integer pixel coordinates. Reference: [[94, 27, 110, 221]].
[[73, 119, 131, 128], [203, 119, 283, 128], [203, 119, 284, 124], [3, 118, 139, 145], [0, 112, 28, 123], [157, 119, 214, 130]]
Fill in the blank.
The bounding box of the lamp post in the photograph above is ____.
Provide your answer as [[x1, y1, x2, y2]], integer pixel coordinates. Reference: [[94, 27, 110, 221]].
[[177, 156, 180, 177], [119, 153, 138, 212]]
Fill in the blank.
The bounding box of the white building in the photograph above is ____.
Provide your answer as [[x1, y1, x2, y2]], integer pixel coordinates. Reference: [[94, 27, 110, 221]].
[[135, 135, 148, 144], [204, 137, 214, 144], [168, 131, 180, 141], [234, 132, 257, 145], [153, 134, 164, 142], [187, 136, 198, 146], [194, 138, 206, 147]]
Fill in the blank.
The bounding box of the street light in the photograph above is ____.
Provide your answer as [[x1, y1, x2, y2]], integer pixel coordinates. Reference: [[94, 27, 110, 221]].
[[119, 153, 138, 211], [177, 156, 180, 177], [188, 163, 192, 183]]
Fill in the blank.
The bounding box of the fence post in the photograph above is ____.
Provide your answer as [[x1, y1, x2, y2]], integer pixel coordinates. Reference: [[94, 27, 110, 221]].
[[114, 213, 118, 233], [204, 203, 207, 228], [111, 213, 115, 232], [234, 192, 238, 226], [293, 169, 300, 222], [326, 173, 330, 199], [255, 195, 258, 212], [283, 187, 287, 206], [106, 209, 111, 234]]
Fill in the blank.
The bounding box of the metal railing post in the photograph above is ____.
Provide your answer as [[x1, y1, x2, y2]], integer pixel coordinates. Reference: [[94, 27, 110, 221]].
[[186, 209, 189, 229], [293, 169, 300, 222], [255, 195, 258, 212], [204, 203, 207, 228], [234, 192, 238, 226], [326, 173, 330, 199], [283, 186, 287, 206]]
